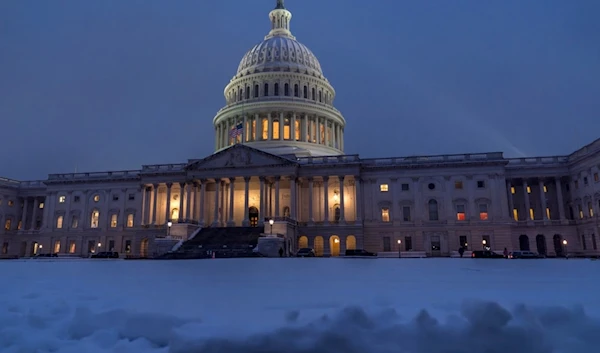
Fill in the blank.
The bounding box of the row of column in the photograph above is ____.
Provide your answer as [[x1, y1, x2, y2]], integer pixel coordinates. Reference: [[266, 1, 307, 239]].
[[215, 113, 344, 151], [507, 177, 566, 221], [18, 196, 45, 231], [142, 175, 360, 226]]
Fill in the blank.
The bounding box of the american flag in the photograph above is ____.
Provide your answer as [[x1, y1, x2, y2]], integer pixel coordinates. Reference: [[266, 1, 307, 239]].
[[229, 123, 243, 139]]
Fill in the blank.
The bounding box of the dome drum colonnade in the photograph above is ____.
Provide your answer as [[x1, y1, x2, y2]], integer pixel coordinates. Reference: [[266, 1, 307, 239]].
[[213, 0, 346, 156]]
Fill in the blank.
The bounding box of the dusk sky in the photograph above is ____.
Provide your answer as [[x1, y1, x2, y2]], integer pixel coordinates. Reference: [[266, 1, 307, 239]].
[[1, 0, 599, 181]]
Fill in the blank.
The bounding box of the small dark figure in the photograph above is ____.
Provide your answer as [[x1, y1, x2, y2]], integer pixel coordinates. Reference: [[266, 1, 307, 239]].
[[503, 247, 509, 259], [458, 247, 465, 258], [279, 247, 284, 257]]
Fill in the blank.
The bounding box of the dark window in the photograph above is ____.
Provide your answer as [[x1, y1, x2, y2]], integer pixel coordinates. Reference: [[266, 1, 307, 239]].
[[284, 83, 289, 96], [74, 196, 80, 202], [245, 87, 250, 99], [264, 83, 269, 96], [459, 236, 468, 249], [383, 237, 391, 251], [112, 195, 119, 201], [477, 180, 485, 188], [582, 234, 587, 250], [405, 236, 413, 251], [583, 177, 588, 185], [402, 206, 411, 221], [254, 84, 259, 98], [125, 240, 132, 254], [592, 234, 597, 250], [318, 91, 322, 102], [274, 83, 279, 96], [428, 200, 439, 221], [401, 183, 409, 191], [303, 85, 308, 98], [128, 194, 135, 201], [108, 240, 115, 252], [311, 87, 315, 100], [428, 183, 435, 190], [294, 84, 299, 97]]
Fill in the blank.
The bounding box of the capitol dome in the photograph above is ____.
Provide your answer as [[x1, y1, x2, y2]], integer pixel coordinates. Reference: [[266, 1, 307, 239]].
[[213, 0, 346, 157]]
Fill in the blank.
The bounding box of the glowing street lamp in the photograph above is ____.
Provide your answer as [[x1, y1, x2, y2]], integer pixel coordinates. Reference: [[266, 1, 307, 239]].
[[167, 221, 173, 237], [562, 239, 568, 258], [397, 239, 402, 258], [269, 219, 274, 235]]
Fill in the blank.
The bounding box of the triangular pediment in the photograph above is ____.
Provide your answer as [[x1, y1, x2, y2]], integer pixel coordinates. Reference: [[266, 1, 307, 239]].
[[187, 144, 297, 171]]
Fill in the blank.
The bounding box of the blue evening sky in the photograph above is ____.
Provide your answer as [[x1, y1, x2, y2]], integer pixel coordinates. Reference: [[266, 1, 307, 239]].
[[1, 0, 598, 180]]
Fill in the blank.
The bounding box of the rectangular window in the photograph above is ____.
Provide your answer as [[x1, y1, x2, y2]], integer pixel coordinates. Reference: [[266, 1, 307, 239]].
[[69, 241, 76, 254], [110, 214, 118, 228], [59, 196, 66, 203], [405, 236, 413, 251], [581, 234, 587, 250], [543, 185, 548, 193], [513, 208, 519, 221], [592, 234, 598, 251], [479, 204, 488, 220], [53, 240, 61, 254], [574, 180, 579, 189], [127, 214, 134, 228], [510, 186, 515, 194], [4, 219, 11, 230], [383, 237, 391, 252], [402, 206, 411, 221], [526, 186, 531, 194], [381, 208, 390, 222], [455, 181, 463, 189], [401, 183, 409, 191], [108, 240, 115, 252], [456, 204, 466, 221], [2, 242, 8, 254], [529, 208, 535, 220], [477, 180, 485, 188], [583, 177, 588, 185], [112, 195, 119, 201], [588, 202, 594, 217], [8, 200, 14, 206], [56, 215, 64, 229], [459, 235, 468, 249], [71, 216, 78, 229], [39, 202, 44, 209], [578, 205, 584, 219], [74, 196, 80, 202], [128, 194, 135, 201], [594, 173, 599, 182], [546, 207, 551, 220], [125, 240, 132, 254], [380, 184, 389, 192]]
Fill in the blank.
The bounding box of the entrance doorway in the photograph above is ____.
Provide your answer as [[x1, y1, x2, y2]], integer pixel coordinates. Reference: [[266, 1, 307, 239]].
[[329, 236, 341, 257], [553, 234, 564, 257], [536, 234, 547, 256], [519, 235, 530, 251], [430, 235, 441, 257], [140, 238, 149, 257], [249, 207, 259, 227]]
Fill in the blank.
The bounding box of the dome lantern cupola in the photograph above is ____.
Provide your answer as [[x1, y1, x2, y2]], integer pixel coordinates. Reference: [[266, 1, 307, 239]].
[[266, 0, 294, 40]]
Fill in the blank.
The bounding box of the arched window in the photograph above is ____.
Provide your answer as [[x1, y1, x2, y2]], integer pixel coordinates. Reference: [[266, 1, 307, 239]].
[[171, 208, 179, 220], [245, 86, 250, 99], [90, 209, 100, 228], [254, 84, 259, 98], [312, 87, 316, 100], [238, 88, 243, 100], [110, 214, 117, 228], [272, 119, 280, 139], [284, 83, 289, 96], [283, 118, 291, 140], [428, 200, 439, 221], [71, 215, 78, 229], [283, 206, 290, 217], [274, 83, 279, 96], [318, 91, 322, 102], [127, 214, 134, 228], [294, 84, 299, 97], [303, 85, 308, 98], [264, 83, 269, 96], [261, 117, 269, 140]]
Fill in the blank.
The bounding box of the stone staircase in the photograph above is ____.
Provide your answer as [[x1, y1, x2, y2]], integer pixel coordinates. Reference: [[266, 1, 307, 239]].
[[157, 227, 263, 259]]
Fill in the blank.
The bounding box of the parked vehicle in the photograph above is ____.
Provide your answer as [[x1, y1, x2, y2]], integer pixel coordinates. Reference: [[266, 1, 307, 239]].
[[508, 251, 542, 259], [471, 250, 505, 258], [296, 248, 316, 257], [91, 251, 120, 259], [345, 249, 377, 257]]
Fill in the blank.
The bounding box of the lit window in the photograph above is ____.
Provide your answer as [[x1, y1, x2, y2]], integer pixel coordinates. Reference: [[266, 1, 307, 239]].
[[272, 119, 280, 139], [578, 205, 584, 219], [110, 214, 117, 228], [546, 208, 551, 220], [589, 202, 594, 217], [53, 240, 61, 254], [90, 210, 100, 228], [8, 200, 14, 206], [39, 202, 44, 209], [455, 181, 463, 189], [59, 196, 66, 203], [543, 185, 547, 193], [69, 241, 76, 254], [479, 204, 489, 221], [526, 186, 531, 194], [513, 209, 519, 221], [56, 215, 64, 229], [4, 219, 11, 230], [93, 195, 100, 202], [510, 186, 515, 194], [456, 205, 466, 221], [529, 208, 535, 220], [127, 214, 134, 228], [71, 216, 78, 229], [380, 184, 389, 192], [381, 208, 390, 222]]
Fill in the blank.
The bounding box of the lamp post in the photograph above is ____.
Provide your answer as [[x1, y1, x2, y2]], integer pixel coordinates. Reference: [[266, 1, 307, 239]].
[[397, 239, 402, 258], [482, 239, 487, 250], [562, 239, 568, 259], [97, 242, 102, 253], [269, 219, 274, 235], [167, 221, 172, 238], [38, 244, 42, 256]]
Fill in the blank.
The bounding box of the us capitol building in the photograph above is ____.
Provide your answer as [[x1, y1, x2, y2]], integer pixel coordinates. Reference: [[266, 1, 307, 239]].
[[1, 1, 599, 258]]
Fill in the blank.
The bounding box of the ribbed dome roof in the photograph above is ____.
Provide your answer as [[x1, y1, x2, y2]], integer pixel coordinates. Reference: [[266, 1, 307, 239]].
[[236, 36, 323, 77]]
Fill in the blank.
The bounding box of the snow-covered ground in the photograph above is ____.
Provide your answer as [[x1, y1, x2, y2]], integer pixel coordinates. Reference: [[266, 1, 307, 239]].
[[0, 258, 598, 352]]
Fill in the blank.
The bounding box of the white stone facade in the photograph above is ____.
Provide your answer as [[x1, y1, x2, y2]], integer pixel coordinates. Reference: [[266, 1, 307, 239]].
[[1, 1, 599, 258]]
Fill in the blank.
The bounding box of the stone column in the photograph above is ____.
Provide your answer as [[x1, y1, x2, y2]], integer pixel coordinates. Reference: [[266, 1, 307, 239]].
[[199, 180, 206, 226], [291, 113, 296, 141], [338, 176, 345, 223], [523, 180, 531, 220], [323, 176, 329, 224], [103, 189, 111, 229], [302, 115, 308, 142], [21, 197, 29, 231], [279, 112, 284, 140], [185, 182, 193, 220], [177, 182, 184, 221], [412, 177, 421, 224], [507, 180, 515, 220], [165, 183, 172, 222], [212, 179, 220, 227], [539, 179, 548, 220], [308, 177, 314, 224], [324, 119, 330, 146], [259, 177, 265, 226], [267, 113, 273, 140], [290, 176, 297, 220], [255, 114, 262, 141], [41, 194, 51, 229], [64, 191, 73, 229], [228, 177, 235, 226], [152, 184, 159, 225], [354, 176, 362, 223], [31, 198, 39, 230], [120, 188, 127, 228], [243, 177, 250, 226], [274, 176, 281, 217], [555, 177, 566, 220]]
